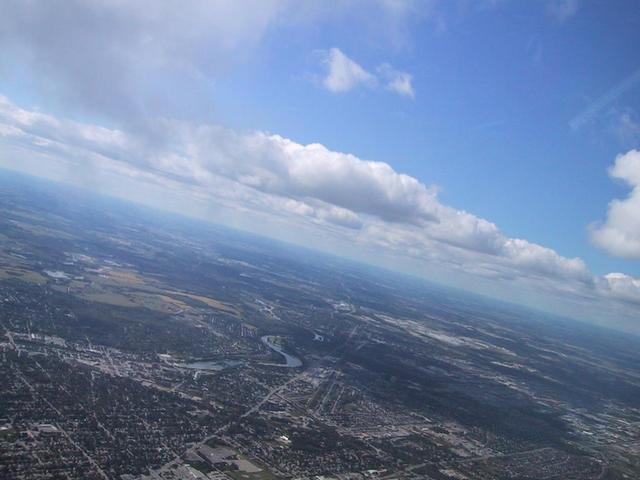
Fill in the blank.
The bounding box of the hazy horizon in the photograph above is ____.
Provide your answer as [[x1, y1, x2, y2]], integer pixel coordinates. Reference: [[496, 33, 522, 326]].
[[1, 1, 639, 331], [3, 166, 640, 336]]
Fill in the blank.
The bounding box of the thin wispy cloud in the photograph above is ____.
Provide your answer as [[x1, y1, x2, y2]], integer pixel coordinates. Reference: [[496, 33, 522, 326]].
[[547, 0, 580, 23], [611, 110, 640, 147], [570, 68, 640, 131], [378, 64, 415, 98]]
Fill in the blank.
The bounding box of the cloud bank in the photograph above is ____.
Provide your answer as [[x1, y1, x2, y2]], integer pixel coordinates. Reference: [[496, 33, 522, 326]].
[[1, 96, 639, 325]]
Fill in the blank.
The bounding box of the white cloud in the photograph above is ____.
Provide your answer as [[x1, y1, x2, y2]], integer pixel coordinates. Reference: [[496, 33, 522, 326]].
[[379, 64, 415, 98], [590, 150, 640, 258], [2, 95, 640, 325], [502, 239, 590, 283], [600, 273, 640, 305], [322, 48, 377, 93], [387, 71, 415, 98], [569, 69, 640, 131], [0, 1, 420, 120], [320, 51, 415, 98], [1, 1, 637, 328], [0, 0, 292, 119]]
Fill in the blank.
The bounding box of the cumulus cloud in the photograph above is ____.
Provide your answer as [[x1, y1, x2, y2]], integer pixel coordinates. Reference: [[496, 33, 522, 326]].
[[0, 95, 437, 224], [600, 273, 640, 305], [2, 95, 640, 320], [590, 150, 640, 258], [502, 239, 590, 283]]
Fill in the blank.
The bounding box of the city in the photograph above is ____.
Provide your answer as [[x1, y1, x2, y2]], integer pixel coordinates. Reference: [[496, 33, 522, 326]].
[[1, 174, 639, 479]]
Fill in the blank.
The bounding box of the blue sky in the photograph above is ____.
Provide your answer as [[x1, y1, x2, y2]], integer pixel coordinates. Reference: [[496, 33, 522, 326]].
[[0, 0, 639, 329], [208, 0, 640, 277]]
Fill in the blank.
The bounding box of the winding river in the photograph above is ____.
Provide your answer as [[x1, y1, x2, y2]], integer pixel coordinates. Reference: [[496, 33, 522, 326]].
[[261, 335, 302, 367]]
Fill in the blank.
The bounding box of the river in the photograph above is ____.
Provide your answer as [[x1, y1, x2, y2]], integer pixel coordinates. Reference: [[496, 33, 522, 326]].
[[260, 335, 302, 367]]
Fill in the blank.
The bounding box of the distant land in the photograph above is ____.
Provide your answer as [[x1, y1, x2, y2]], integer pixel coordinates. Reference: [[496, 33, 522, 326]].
[[1, 171, 639, 479]]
